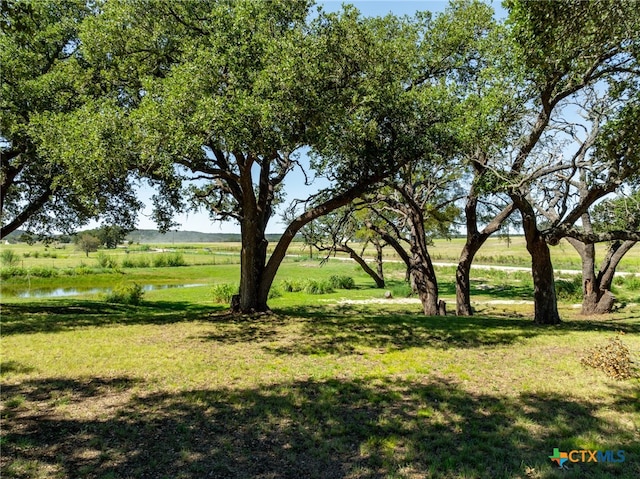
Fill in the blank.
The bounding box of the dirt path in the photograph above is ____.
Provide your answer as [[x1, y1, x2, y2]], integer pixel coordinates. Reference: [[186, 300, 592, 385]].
[[293, 254, 637, 277]]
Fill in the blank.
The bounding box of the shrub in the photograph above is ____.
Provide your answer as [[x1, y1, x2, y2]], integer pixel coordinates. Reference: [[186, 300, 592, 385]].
[[166, 252, 186, 267], [616, 274, 640, 290], [212, 283, 238, 304], [0, 267, 26, 280], [555, 276, 583, 301], [1, 249, 20, 267], [136, 256, 150, 268], [29, 267, 58, 278], [280, 279, 306, 292], [72, 265, 94, 275], [96, 252, 118, 269], [329, 275, 356, 289], [580, 335, 635, 380], [151, 253, 186, 267], [121, 257, 135, 268], [391, 282, 413, 298], [152, 254, 167, 268], [304, 279, 334, 294], [105, 282, 144, 305], [268, 284, 283, 299]]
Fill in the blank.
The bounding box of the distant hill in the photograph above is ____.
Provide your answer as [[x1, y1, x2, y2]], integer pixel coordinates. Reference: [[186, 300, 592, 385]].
[[2, 229, 295, 244], [126, 229, 295, 243]]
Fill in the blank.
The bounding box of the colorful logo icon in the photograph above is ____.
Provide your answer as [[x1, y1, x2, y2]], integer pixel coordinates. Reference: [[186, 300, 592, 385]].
[[549, 448, 569, 467]]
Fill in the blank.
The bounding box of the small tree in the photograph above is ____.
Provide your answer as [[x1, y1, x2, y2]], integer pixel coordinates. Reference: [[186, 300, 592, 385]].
[[76, 233, 100, 257]]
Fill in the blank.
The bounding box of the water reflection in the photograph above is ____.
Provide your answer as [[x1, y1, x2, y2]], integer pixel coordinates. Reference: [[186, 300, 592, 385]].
[[14, 283, 207, 299]]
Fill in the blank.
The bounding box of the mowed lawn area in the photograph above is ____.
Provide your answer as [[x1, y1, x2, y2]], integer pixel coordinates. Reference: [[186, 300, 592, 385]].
[[1, 243, 640, 479]]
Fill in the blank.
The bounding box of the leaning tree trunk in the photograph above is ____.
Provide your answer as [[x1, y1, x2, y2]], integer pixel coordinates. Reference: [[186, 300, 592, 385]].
[[256, 176, 391, 312], [455, 180, 515, 316], [325, 244, 385, 288], [456, 238, 481, 316], [455, 208, 514, 316], [373, 238, 385, 286], [343, 244, 385, 288], [409, 212, 440, 316], [592, 240, 637, 313], [517, 199, 561, 324]]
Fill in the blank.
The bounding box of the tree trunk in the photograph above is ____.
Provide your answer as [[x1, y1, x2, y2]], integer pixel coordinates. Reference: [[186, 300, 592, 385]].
[[529, 235, 560, 324], [517, 198, 561, 324], [410, 255, 439, 315], [568, 236, 635, 315], [456, 242, 476, 316], [374, 238, 385, 285], [409, 211, 440, 316], [238, 217, 269, 313], [456, 191, 514, 316], [340, 244, 385, 288]]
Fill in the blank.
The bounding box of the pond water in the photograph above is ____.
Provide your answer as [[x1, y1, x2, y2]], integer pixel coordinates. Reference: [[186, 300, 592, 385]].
[[13, 283, 207, 299]]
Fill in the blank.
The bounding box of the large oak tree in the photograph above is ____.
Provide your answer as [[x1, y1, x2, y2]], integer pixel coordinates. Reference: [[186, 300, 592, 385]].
[[70, 0, 432, 312], [498, 0, 640, 324]]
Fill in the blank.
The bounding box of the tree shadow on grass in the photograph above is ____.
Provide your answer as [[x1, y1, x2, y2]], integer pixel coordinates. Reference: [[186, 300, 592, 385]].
[[196, 304, 640, 356], [196, 304, 545, 355], [278, 304, 640, 354], [0, 299, 224, 335], [2, 375, 638, 479]]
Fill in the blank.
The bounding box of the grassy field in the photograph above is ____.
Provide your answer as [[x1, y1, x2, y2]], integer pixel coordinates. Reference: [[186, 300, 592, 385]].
[[1, 242, 640, 478], [2, 236, 640, 272]]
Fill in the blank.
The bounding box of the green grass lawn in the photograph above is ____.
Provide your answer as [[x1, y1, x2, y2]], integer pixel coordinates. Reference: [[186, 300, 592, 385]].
[[2, 258, 639, 479]]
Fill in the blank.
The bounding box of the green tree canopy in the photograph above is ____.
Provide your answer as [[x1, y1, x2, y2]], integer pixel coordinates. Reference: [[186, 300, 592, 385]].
[[0, 0, 142, 238]]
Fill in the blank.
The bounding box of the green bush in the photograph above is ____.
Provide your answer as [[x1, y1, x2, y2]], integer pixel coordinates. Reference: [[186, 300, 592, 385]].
[[555, 276, 583, 301], [268, 284, 283, 299], [212, 283, 238, 304], [151, 253, 185, 267], [104, 282, 144, 305], [166, 252, 186, 267], [152, 254, 167, 267], [1, 249, 20, 267], [121, 257, 135, 268], [304, 279, 334, 295], [0, 267, 26, 280], [72, 265, 94, 275], [280, 279, 306, 292], [29, 267, 58, 278], [615, 274, 640, 290], [121, 255, 153, 268], [329, 275, 356, 289], [136, 256, 150, 268], [96, 252, 118, 269], [391, 282, 413, 298]]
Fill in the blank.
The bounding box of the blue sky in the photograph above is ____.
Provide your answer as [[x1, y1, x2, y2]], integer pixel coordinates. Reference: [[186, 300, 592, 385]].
[[133, 1, 507, 234]]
